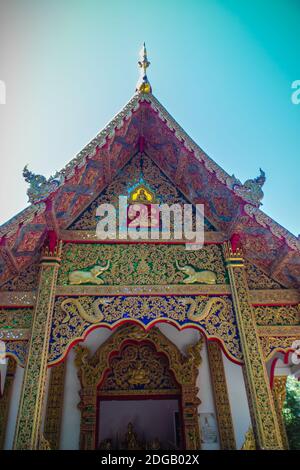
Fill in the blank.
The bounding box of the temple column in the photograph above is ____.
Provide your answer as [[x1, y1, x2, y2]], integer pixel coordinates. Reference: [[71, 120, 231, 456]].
[[223, 241, 284, 449], [181, 385, 201, 450], [13, 237, 61, 449], [207, 341, 236, 449], [272, 376, 289, 449], [0, 358, 16, 449], [78, 387, 97, 450], [44, 361, 66, 449]]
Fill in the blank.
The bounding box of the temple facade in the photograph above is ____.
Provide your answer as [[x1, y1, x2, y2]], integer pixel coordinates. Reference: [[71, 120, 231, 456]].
[[0, 46, 299, 450]]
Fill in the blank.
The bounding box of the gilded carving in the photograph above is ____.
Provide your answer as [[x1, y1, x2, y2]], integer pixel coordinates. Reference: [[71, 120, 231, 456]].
[[0, 308, 33, 329], [14, 242, 62, 450], [68, 261, 110, 285], [249, 289, 300, 305], [207, 342, 236, 449], [75, 324, 202, 450], [49, 295, 242, 365], [0, 261, 39, 292], [99, 342, 180, 394], [259, 334, 300, 361], [0, 291, 36, 307], [58, 243, 227, 286], [4, 340, 28, 366], [175, 260, 216, 284], [44, 361, 66, 450], [272, 376, 289, 449], [224, 242, 284, 449], [244, 260, 282, 290], [69, 153, 215, 232], [240, 427, 256, 450], [254, 305, 300, 326]]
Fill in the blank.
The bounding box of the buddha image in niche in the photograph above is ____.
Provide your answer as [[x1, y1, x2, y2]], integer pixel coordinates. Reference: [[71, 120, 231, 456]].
[[128, 185, 160, 228]]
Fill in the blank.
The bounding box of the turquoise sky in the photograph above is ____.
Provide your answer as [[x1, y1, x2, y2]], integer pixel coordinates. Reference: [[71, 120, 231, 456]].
[[0, 0, 299, 234]]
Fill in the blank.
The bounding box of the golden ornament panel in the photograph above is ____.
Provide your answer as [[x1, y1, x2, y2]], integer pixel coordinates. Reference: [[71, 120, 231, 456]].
[[58, 243, 227, 286], [49, 294, 242, 364]]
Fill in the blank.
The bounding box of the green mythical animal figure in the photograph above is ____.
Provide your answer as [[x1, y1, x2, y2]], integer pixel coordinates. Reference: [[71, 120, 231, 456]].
[[175, 260, 217, 284], [68, 261, 110, 285]]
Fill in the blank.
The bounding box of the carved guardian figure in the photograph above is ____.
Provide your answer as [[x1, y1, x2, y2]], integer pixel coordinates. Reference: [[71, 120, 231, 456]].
[[68, 261, 110, 285], [175, 260, 216, 284]]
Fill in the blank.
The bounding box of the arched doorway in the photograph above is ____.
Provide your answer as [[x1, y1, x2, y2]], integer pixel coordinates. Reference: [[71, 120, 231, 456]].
[[74, 324, 202, 450]]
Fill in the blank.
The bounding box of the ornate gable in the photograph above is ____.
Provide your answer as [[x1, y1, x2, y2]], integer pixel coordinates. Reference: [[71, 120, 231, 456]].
[[0, 70, 299, 288], [68, 153, 215, 231]]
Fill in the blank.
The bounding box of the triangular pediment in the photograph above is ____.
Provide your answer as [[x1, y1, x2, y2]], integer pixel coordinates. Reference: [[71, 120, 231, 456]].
[[68, 152, 215, 231], [0, 92, 299, 289]]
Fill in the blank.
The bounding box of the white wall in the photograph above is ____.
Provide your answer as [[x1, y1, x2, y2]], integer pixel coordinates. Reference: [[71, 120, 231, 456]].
[[0, 361, 8, 395], [60, 328, 112, 450], [158, 325, 220, 449], [4, 363, 24, 449], [222, 354, 251, 449]]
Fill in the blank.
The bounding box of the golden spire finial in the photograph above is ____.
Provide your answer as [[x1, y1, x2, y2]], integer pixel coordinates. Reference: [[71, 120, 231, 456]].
[[136, 42, 152, 94]]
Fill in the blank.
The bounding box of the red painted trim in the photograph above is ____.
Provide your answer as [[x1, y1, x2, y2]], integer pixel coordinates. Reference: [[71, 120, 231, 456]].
[[270, 358, 278, 389], [98, 394, 181, 401], [252, 303, 299, 307], [0, 305, 34, 309], [62, 239, 224, 246], [49, 319, 243, 368], [55, 292, 230, 298], [206, 337, 243, 366]]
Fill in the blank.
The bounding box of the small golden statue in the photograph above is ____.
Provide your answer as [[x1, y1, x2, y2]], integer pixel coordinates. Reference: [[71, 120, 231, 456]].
[[240, 426, 256, 450], [98, 438, 113, 450], [68, 261, 110, 285], [127, 362, 151, 385], [175, 260, 216, 284], [147, 437, 161, 450], [123, 422, 142, 450]]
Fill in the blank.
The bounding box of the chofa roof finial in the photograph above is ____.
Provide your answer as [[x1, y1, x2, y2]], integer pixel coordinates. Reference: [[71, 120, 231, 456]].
[[136, 42, 152, 94]]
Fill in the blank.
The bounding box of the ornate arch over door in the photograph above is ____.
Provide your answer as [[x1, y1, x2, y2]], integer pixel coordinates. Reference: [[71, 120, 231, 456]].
[[74, 324, 203, 450]]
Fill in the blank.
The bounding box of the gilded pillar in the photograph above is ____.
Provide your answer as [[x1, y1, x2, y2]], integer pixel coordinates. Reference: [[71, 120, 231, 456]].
[[207, 341, 236, 449], [44, 361, 66, 449], [224, 242, 284, 449], [78, 386, 97, 450], [13, 238, 61, 450], [272, 376, 289, 449], [0, 358, 16, 449], [181, 385, 201, 450]]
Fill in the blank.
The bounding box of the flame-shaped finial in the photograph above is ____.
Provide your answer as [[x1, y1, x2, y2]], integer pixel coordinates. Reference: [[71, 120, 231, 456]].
[[136, 42, 152, 94]]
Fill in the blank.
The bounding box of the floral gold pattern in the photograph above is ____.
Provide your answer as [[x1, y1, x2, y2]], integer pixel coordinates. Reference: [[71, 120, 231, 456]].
[[224, 242, 284, 450], [49, 294, 242, 364], [58, 243, 226, 286], [13, 242, 62, 450], [207, 341, 236, 449]]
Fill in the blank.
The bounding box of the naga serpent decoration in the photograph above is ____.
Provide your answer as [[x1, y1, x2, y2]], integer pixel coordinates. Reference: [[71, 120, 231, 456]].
[[178, 297, 228, 322], [61, 297, 113, 324]]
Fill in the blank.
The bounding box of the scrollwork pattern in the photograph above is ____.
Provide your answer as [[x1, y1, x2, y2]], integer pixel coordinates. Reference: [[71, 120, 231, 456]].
[[58, 243, 227, 286], [254, 305, 300, 326], [0, 308, 33, 329], [14, 255, 60, 450], [49, 295, 242, 364], [225, 243, 284, 449]]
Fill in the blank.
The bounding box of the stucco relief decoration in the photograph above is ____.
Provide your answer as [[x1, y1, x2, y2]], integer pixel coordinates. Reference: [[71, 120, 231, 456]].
[[23, 165, 61, 204], [58, 243, 227, 286], [48, 294, 242, 364]]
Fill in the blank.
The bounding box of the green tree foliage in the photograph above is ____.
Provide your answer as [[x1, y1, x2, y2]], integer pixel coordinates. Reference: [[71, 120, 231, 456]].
[[283, 376, 300, 449]]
